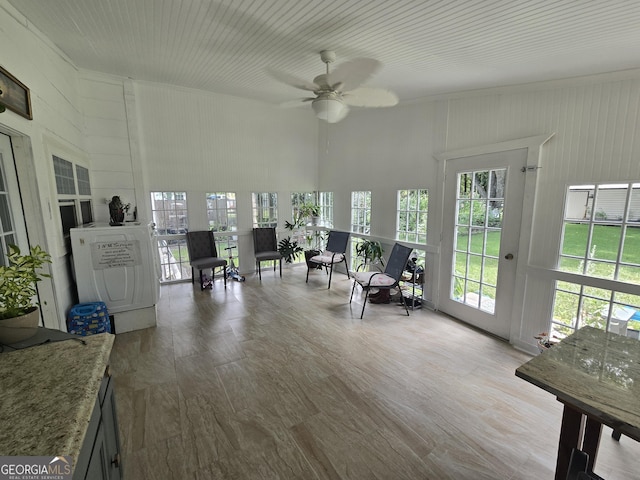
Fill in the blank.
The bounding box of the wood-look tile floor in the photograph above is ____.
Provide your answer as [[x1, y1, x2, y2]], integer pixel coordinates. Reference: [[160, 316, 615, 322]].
[[110, 267, 640, 479]]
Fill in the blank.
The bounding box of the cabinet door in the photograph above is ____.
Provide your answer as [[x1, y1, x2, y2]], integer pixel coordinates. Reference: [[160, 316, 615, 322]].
[[101, 378, 123, 480], [84, 422, 109, 480]]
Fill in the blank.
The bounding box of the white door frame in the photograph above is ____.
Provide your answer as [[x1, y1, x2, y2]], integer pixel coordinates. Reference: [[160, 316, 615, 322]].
[[0, 126, 58, 329], [434, 134, 554, 343]]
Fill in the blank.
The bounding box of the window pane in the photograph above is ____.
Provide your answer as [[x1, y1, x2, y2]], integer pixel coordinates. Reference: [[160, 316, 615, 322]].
[[454, 252, 467, 276], [76, 165, 91, 195], [562, 223, 589, 257], [590, 225, 621, 261], [618, 265, 640, 283], [469, 228, 484, 254], [553, 289, 580, 329], [467, 255, 482, 282], [484, 230, 501, 257], [457, 200, 470, 225], [594, 184, 627, 223], [482, 258, 498, 286], [559, 256, 583, 273], [622, 225, 640, 264], [628, 186, 640, 224], [586, 260, 616, 279], [53, 155, 75, 195], [471, 200, 486, 226], [455, 227, 469, 251]]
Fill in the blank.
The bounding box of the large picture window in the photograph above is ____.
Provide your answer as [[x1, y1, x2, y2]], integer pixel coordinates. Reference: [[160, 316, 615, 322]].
[[317, 192, 334, 228], [397, 189, 428, 243], [151, 191, 189, 282], [252, 192, 278, 228], [206, 192, 237, 232], [552, 183, 640, 338], [351, 191, 371, 234]]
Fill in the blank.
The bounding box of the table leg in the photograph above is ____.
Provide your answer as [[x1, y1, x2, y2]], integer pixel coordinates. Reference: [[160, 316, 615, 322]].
[[582, 417, 602, 472], [555, 404, 585, 480]]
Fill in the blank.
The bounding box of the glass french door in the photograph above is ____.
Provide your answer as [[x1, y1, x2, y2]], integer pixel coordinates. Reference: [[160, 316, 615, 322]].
[[440, 150, 526, 339], [0, 133, 28, 264]]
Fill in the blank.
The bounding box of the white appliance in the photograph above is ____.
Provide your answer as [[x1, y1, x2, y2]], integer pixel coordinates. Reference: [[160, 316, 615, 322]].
[[70, 223, 160, 333]]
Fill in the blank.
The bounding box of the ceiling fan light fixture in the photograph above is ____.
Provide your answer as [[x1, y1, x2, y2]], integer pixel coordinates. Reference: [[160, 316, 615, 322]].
[[312, 97, 349, 123]]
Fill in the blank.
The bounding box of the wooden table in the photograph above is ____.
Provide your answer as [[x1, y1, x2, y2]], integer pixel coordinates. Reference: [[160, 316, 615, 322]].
[[516, 326, 640, 480]]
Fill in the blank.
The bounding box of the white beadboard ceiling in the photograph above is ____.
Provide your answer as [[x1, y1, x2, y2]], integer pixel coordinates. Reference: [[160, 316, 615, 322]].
[[7, 0, 640, 104]]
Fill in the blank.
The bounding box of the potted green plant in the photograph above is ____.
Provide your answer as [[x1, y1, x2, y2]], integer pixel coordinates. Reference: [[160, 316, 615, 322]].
[[298, 203, 321, 226], [0, 244, 51, 343], [355, 239, 385, 272], [277, 236, 303, 264]]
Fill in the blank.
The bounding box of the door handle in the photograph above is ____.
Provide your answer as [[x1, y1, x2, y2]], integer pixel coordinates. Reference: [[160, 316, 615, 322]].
[[504, 253, 514, 260]]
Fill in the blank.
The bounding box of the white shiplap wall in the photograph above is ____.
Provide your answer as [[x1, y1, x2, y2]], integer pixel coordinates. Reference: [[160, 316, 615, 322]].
[[0, 0, 89, 330], [134, 82, 318, 194], [80, 72, 139, 224]]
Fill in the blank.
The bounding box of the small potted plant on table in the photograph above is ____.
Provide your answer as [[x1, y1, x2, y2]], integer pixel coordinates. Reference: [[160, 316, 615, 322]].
[[0, 245, 51, 343]]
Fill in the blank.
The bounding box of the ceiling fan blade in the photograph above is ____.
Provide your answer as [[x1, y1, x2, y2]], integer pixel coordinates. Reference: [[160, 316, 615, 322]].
[[278, 98, 315, 108], [266, 68, 318, 92], [342, 87, 399, 107], [327, 58, 381, 92]]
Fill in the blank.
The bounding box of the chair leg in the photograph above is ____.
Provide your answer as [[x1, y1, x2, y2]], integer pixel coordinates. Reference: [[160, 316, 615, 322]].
[[191, 267, 195, 284], [279, 258, 282, 277], [400, 289, 410, 316], [199, 269, 204, 290], [343, 257, 350, 279], [257, 260, 262, 280], [306, 265, 310, 283], [360, 288, 369, 319], [223, 266, 227, 288], [349, 279, 358, 303], [327, 264, 334, 289]]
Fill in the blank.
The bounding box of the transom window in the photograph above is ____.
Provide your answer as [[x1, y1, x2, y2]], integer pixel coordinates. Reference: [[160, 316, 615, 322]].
[[552, 183, 640, 338], [351, 191, 371, 234], [252, 192, 278, 228], [397, 189, 428, 243], [206, 192, 237, 232]]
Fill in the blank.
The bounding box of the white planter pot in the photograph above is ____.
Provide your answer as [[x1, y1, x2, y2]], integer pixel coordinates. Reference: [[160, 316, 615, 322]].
[[0, 307, 40, 344]]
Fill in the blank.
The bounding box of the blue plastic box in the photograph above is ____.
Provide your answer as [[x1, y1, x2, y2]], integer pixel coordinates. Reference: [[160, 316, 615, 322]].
[[67, 302, 111, 336]]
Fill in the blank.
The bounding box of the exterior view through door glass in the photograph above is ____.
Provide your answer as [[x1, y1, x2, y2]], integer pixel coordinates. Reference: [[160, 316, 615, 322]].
[[453, 169, 506, 314], [440, 149, 526, 339]]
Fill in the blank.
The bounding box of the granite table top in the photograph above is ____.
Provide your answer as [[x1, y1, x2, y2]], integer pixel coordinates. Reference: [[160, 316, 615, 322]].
[[516, 326, 640, 441], [0, 333, 115, 462]]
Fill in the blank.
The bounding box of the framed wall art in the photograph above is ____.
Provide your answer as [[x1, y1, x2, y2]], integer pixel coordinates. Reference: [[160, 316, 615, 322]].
[[0, 66, 32, 120]]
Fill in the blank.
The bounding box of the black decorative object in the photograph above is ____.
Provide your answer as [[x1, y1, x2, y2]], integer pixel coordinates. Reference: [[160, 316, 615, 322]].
[[109, 196, 125, 226]]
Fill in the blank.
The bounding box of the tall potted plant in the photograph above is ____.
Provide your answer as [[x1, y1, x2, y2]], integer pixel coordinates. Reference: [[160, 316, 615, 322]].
[[0, 244, 51, 343], [354, 239, 385, 272]]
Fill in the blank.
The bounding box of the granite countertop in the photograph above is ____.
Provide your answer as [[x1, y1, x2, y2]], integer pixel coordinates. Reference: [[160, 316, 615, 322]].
[[0, 333, 115, 460], [516, 326, 640, 441]]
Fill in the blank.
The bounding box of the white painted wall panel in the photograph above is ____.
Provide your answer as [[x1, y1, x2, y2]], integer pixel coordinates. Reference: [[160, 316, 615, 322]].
[[135, 82, 318, 193], [0, 0, 89, 330]]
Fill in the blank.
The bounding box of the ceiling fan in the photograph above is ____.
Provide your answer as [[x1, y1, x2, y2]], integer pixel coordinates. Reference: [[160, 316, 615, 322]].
[[268, 50, 398, 123]]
